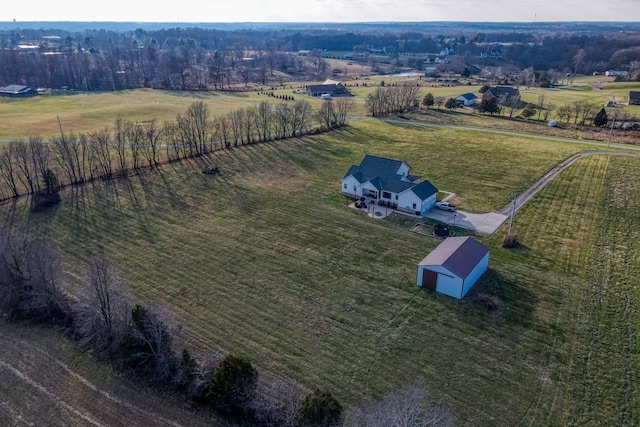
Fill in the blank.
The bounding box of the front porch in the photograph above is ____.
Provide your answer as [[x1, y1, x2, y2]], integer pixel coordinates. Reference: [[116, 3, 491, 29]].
[[349, 197, 416, 219]]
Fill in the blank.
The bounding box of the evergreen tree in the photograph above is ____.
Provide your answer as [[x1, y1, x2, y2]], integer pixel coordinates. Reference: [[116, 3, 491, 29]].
[[422, 92, 435, 109], [478, 97, 500, 115], [301, 389, 343, 427], [593, 107, 608, 127], [205, 354, 258, 415], [522, 103, 536, 119]]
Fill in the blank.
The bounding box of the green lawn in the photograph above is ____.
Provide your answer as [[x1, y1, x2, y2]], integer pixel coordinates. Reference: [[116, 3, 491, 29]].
[[2, 117, 639, 425]]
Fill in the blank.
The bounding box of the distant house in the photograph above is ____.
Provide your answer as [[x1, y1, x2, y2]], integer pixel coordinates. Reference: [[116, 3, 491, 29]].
[[480, 43, 503, 60], [0, 85, 37, 98], [424, 54, 447, 65], [605, 70, 628, 77], [341, 155, 438, 216], [297, 50, 311, 56], [307, 79, 352, 98], [367, 46, 386, 54], [424, 67, 437, 76], [628, 91, 640, 106], [482, 86, 520, 105], [456, 93, 477, 106], [416, 236, 490, 299]]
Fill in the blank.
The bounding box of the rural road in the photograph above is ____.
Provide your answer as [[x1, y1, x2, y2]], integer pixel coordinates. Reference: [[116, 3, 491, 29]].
[[424, 150, 640, 234]]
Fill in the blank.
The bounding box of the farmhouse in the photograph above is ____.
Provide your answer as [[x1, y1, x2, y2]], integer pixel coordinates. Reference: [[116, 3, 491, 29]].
[[424, 54, 446, 64], [456, 93, 477, 106], [341, 155, 438, 215], [0, 85, 37, 98], [416, 236, 490, 299], [629, 91, 640, 106], [482, 86, 520, 105], [307, 79, 352, 98]]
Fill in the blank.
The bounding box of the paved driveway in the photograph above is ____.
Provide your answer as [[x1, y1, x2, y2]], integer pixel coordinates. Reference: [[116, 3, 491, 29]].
[[424, 209, 508, 234]]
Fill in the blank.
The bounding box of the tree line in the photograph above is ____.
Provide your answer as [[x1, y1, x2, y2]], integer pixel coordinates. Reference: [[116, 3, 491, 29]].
[[0, 98, 353, 205], [0, 226, 455, 426], [2, 26, 640, 91]]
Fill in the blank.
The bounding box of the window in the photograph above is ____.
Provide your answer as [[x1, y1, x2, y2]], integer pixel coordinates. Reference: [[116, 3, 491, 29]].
[[395, 195, 398, 200], [382, 191, 391, 199], [343, 183, 347, 189], [412, 203, 417, 209], [353, 186, 357, 192]]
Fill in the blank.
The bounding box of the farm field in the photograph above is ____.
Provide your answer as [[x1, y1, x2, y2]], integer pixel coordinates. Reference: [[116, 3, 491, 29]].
[[0, 321, 229, 426], [2, 76, 639, 142], [2, 117, 639, 425]]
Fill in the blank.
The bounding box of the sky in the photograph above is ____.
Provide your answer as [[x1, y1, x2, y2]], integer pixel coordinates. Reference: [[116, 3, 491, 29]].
[[5, 0, 640, 23]]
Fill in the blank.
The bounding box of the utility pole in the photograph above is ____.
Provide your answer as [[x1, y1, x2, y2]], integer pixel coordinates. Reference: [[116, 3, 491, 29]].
[[608, 109, 618, 148], [508, 196, 516, 236]]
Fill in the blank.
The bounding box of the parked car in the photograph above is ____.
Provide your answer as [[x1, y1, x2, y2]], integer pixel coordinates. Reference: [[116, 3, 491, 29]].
[[436, 201, 456, 212]]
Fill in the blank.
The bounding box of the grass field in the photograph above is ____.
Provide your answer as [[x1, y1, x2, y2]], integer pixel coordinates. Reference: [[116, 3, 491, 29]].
[[2, 75, 639, 141], [0, 321, 229, 426], [2, 115, 639, 425]]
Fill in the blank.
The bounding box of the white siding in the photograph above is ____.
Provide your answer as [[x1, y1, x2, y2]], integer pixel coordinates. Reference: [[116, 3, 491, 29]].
[[397, 162, 410, 177], [461, 252, 490, 298], [399, 191, 436, 214], [436, 272, 464, 299], [398, 191, 421, 213], [422, 194, 437, 212], [341, 176, 361, 196]]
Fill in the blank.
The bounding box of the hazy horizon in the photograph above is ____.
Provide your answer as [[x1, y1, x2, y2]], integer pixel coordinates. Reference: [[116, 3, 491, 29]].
[[6, 0, 640, 23]]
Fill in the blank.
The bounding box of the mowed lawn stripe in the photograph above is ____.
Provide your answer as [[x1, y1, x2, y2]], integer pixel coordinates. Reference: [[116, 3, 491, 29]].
[[3, 121, 636, 425]]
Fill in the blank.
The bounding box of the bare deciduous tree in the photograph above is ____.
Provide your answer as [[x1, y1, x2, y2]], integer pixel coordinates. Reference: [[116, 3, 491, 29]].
[[250, 374, 304, 427], [0, 227, 66, 321], [74, 254, 131, 351], [317, 100, 336, 130], [141, 120, 162, 168], [0, 144, 19, 197], [344, 384, 455, 427], [333, 97, 354, 127], [13, 141, 37, 194]]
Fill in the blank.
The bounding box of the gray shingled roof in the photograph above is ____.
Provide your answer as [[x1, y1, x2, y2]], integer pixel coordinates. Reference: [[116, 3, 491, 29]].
[[0, 85, 32, 94], [409, 179, 438, 200], [419, 237, 489, 279], [343, 155, 437, 200], [486, 86, 519, 98], [630, 91, 640, 99], [457, 93, 477, 101]]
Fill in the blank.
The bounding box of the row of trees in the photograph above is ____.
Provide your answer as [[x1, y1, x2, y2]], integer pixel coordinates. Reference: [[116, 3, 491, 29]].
[[0, 226, 454, 426], [365, 85, 421, 116], [0, 98, 352, 203]]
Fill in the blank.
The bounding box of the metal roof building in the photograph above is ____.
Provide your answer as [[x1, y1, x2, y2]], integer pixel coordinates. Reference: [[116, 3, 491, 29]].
[[417, 237, 490, 299]]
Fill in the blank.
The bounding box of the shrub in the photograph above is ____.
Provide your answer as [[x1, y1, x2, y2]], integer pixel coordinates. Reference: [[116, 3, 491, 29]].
[[501, 234, 520, 248], [300, 389, 343, 427], [30, 191, 61, 212], [473, 292, 503, 311], [119, 304, 178, 385], [205, 354, 258, 416]]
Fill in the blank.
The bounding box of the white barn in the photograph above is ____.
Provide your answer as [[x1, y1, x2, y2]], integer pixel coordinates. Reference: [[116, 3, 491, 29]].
[[416, 237, 490, 299]]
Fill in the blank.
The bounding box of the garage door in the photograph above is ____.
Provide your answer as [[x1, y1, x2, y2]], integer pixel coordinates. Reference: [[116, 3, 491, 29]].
[[421, 269, 438, 291]]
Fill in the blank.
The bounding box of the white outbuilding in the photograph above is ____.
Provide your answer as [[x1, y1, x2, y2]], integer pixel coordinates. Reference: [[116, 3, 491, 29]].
[[416, 237, 490, 299]]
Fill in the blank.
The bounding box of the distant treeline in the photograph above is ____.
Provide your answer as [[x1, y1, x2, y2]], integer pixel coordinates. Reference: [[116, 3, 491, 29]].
[[1, 26, 639, 91]]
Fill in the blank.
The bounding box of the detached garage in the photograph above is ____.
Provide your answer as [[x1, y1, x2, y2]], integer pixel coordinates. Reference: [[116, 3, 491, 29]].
[[416, 237, 490, 299]]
